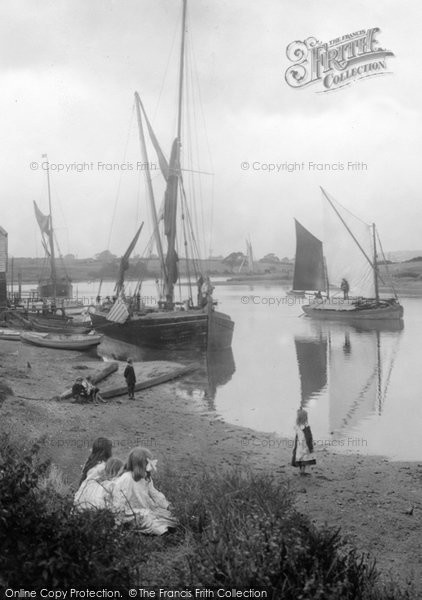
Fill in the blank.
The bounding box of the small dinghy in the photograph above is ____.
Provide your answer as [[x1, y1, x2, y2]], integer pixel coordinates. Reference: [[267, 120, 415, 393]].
[[0, 328, 21, 341], [20, 331, 103, 350]]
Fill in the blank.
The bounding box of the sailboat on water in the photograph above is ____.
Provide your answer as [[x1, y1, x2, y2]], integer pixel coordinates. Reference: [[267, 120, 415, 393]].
[[33, 156, 73, 299], [302, 187, 403, 321], [238, 237, 254, 275], [288, 219, 327, 298], [90, 0, 234, 350]]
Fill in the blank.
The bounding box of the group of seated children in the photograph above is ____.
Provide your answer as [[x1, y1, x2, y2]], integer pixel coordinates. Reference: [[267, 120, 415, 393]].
[[72, 376, 106, 404], [74, 438, 176, 535]]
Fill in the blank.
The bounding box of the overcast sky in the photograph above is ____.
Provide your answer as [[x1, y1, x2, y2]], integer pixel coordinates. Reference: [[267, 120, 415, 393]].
[[1, 0, 421, 260]]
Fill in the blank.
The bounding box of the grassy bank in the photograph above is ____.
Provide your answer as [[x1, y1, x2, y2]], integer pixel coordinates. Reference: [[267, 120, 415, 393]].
[[0, 435, 412, 598]]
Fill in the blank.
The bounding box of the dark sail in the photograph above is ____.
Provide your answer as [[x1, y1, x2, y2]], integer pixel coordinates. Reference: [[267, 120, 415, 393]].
[[164, 138, 180, 299], [293, 219, 326, 291], [295, 336, 327, 406], [115, 222, 144, 295]]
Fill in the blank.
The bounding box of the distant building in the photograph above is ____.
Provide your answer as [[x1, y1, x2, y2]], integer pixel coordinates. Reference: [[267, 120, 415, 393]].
[[0, 226, 7, 308]]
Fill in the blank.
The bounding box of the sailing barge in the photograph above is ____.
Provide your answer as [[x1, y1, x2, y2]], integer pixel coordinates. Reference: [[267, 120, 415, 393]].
[[91, 0, 234, 350]]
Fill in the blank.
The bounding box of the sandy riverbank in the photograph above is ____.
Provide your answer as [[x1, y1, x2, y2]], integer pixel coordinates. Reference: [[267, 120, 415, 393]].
[[0, 339, 421, 593]]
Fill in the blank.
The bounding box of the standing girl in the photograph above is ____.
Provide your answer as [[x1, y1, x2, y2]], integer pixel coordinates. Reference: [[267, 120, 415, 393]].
[[291, 408, 316, 475]]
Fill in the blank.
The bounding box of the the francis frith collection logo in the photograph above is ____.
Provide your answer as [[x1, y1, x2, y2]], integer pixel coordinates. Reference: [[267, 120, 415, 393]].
[[285, 28, 394, 92]]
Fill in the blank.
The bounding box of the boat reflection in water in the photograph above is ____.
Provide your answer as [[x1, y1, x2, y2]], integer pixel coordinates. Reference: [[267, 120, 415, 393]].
[[98, 336, 235, 410], [295, 319, 404, 439]]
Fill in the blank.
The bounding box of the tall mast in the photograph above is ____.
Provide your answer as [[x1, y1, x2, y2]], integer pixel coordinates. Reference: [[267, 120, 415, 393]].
[[372, 223, 379, 301], [134, 92, 167, 280], [323, 256, 330, 298], [177, 0, 187, 141], [44, 154, 57, 297], [164, 0, 187, 307]]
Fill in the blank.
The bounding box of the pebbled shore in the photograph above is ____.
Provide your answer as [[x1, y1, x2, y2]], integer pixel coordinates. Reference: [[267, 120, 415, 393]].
[[0, 339, 421, 593]]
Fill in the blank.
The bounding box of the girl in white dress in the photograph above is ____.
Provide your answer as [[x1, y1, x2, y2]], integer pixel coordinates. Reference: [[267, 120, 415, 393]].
[[74, 457, 123, 510], [111, 447, 177, 535], [78, 437, 113, 487], [291, 408, 316, 475]]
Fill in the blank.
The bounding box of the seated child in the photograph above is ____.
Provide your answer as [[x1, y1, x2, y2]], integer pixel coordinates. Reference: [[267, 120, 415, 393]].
[[72, 376, 89, 403], [78, 437, 113, 487], [83, 376, 106, 404], [110, 447, 177, 535], [74, 457, 123, 510]]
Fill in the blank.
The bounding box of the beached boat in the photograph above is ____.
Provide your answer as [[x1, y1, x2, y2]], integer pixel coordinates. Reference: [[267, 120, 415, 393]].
[[0, 328, 21, 341], [288, 219, 327, 298], [302, 188, 404, 321], [90, 0, 234, 351], [20, 331, 103, 350], [99, 362, 192, 399], [28, 315, 92, 334]]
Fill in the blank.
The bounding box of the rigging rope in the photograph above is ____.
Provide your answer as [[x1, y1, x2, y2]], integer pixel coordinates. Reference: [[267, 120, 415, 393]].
[[106, 103, 135, 252], [376, 230, 399, 299]]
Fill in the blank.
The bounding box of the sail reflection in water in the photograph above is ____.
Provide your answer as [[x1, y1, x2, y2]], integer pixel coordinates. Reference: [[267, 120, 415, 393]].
[[295, 335, 327, 407], [295, 320, 403, 439]]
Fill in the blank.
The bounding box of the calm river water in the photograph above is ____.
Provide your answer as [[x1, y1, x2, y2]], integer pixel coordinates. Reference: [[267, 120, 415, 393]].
[[25, 279, 422, 461]]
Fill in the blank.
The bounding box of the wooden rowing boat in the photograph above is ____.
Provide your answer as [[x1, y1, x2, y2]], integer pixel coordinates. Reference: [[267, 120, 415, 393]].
[[0, 328, 21, 341], [20, 331, 103, 350]]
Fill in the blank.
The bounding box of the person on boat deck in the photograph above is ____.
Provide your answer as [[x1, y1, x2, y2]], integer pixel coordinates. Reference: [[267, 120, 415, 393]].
[[74, 457, 123, 511], [124, 358, 136, 400], [291, 408, 316, 476], [110, 447, 177, 535], [196, 274, 204, 307], [200, 276, 214, 309], [340, 278, 350, 300], [314, 290, 323, 299], [78, 437, 113, 487]]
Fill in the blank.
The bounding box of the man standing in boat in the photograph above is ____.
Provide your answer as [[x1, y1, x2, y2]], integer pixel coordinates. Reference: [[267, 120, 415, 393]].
[[341, 278, 350, 300], [200, 276, 214, 309]]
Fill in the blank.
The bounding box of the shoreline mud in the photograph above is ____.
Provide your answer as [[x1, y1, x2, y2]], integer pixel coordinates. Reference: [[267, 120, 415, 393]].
[[0, 339, 421, 592]]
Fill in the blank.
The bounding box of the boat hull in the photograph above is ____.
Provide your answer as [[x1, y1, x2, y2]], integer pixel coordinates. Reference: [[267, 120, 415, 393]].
[[38, 281, 73, 298], [20, 331, 103, 350], [287, 290, 306, 298], [302, 300, 404, 321], [0, 328, 21, 341], [90, 308, 234, 350]]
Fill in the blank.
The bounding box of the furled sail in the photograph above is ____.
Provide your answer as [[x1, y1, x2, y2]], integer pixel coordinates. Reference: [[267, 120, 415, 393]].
[[293, 219, 326, 291], [322, 189, 375, 298], [295, 336, 327, 407], [164, 138, 180, 293], [115, 222, 144, 294]]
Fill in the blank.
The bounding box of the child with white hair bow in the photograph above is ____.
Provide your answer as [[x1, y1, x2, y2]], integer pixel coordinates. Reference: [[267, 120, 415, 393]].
[[110, 446, 176, 535]]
